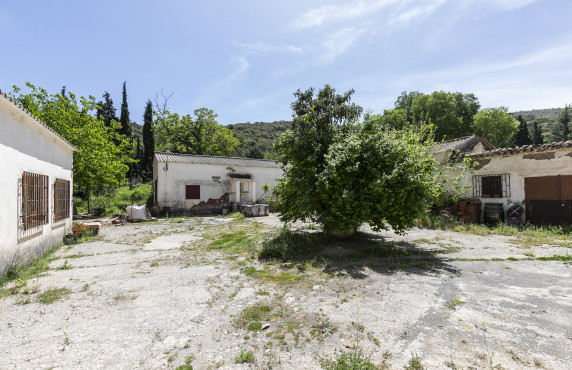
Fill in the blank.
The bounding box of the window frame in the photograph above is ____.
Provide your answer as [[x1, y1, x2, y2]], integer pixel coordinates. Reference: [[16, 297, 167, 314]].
[[21, 171, 49, 230], [473, 174, 511, 198], [54, 178, 71, 223]]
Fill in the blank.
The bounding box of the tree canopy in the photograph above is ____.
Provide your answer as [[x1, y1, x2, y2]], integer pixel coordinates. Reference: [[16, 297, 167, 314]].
[[154, 107, 239, 156], [392, 91, 480, 141], [11, 83, 132, 201], [273, 85, 446, 235], [473, 107, 518, 147]]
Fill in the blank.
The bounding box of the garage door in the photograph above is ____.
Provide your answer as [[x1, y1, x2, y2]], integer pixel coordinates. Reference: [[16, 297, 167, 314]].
[[525, 175, 572, 225]]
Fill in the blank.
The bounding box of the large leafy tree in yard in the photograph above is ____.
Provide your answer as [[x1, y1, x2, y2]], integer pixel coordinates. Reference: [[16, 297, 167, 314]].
[[154, 107, 239, 155], [273, 85, 445, 235], [473, 107, 518, 148], [11, 83, 132, 208]]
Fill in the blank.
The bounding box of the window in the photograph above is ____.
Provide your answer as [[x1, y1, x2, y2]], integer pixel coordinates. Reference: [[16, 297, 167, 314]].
[[22, 171, 49, 230], [186, 185, 200, 199], [473, 174, 510, 198], [54, 179, 71, 222], [240, 182, 249, 194]]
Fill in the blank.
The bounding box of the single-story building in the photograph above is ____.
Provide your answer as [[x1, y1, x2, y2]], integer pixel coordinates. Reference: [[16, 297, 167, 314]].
[[450, 140, 572, 225], [0, 90, 77, 275], [152, 152, 283, 215]]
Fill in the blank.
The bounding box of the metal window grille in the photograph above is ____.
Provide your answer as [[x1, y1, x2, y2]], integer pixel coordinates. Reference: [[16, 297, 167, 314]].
[[472, 174, 510, 198], [185, 185, 200, 199], [21, 171, 49, 230], [54, 179, 70, 222]]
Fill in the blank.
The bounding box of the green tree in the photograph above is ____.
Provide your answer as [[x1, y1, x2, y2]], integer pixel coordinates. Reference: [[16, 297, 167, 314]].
[[513, 114, 532, 146], [394, 91, 480, 141], [119, 82, 132, 138], [557, 104, 571, 141], [364, 108, 409, 130], [532, 120, 544, 144], [141, 100, 155, 180], [245, 146, 264, 159], [11, 83, 132, 210], [473, 107, 518, 148], [96, 92, 118, 128], [154, 107, 239, 155], [272, 85, 445, 235]]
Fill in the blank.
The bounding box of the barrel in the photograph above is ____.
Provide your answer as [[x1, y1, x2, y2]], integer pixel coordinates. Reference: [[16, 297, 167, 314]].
[[484, 203, 504, 225]]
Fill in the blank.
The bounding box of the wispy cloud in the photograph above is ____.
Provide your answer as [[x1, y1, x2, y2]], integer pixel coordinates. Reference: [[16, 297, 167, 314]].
[[320, 27, 368, 63], [294, 0, 399, 28], [388, 0, 446, 26], [354, 44, 572, 112], [481, 0, 540, 11], [236, 42, 304, 55]]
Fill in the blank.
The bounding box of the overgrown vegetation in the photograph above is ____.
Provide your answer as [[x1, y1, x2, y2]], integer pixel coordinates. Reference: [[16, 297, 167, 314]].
[[75, 183, 152, 216]]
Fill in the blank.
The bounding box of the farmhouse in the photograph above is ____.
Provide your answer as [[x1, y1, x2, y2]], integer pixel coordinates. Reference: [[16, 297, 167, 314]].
[[0, 91, 76, 275], [451, 140, 572, 225], [152, 152, 283, 215]]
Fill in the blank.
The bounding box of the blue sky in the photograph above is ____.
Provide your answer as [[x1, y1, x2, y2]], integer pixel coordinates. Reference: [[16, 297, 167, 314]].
[[1, 0, 571, 125]]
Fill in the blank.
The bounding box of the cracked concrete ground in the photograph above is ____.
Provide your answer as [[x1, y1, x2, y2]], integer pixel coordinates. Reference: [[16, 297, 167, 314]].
[[0, 215, 570, 369]]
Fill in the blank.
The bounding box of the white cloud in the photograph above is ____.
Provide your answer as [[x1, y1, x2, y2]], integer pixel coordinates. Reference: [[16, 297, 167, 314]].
[[294, 0, 400, 28], [388, 0, 447, 26], [237, 42, 304, 55], [481, 0, 539, 11], [320, 27, 368, 63], [354, 44, 572, 112]]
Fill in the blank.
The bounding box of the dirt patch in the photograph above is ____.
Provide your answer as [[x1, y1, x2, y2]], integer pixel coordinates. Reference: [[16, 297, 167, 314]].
[[0, 215, 570, 369]]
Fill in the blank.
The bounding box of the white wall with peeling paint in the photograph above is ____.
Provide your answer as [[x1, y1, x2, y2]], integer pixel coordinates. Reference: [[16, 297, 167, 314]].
[[153, 159, 283, 212], [0, 94, 75, 275]]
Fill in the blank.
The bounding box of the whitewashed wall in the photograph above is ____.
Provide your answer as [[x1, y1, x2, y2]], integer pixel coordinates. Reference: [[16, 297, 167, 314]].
[[153, 160, 283, 210], [0, 96, 74, 275], [455, 149, 572, 221]]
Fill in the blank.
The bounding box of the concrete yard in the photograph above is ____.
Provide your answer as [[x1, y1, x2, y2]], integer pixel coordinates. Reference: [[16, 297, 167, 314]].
[[1, 215, 570, 369]]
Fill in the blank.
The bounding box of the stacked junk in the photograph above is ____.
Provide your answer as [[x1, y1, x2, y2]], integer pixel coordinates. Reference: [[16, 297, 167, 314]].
[[447, 199, 524, 226]]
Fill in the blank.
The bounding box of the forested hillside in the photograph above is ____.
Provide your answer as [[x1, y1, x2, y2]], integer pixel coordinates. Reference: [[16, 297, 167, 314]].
[[228, 120, 291, 159], [511, 107, 563, 143]]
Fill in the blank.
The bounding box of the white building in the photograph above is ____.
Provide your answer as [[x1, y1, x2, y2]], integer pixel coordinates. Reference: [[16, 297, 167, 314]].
[[153, 152, 283, 215], [0, 91, 76, 275], [451, 141, 572, 224]]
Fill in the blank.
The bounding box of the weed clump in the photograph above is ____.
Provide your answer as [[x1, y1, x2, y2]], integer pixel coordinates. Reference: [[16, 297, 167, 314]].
[[235, 350, 255, 364], [37, 287, 71, 304], [322, 350, 377, 370]]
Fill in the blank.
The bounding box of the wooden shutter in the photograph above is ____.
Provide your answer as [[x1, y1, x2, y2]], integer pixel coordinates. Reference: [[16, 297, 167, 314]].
[[185, 185, 200, 199]]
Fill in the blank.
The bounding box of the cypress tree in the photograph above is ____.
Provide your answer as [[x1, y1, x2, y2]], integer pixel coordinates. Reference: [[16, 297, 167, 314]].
[[513, 114, 532, 146], [532, 121, 543, 144], [559, 104, 571, 141], [119, 82, 132, 138], [142, 100, 155, 181]]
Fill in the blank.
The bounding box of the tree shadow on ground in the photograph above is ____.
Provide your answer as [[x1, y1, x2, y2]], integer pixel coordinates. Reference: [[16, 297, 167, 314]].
[[258, 229, 459, 279]]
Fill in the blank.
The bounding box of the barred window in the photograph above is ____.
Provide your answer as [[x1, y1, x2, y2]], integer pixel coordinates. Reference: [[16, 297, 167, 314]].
[[22, 171, 49, 230], [54, 179, 71, 222], [473, 174, 510, 198]]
